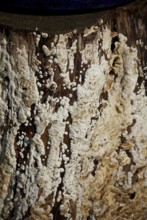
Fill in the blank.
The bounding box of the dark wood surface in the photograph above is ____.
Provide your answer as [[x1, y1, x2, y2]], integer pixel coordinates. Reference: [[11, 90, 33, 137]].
[[0, 0, 145, 33]]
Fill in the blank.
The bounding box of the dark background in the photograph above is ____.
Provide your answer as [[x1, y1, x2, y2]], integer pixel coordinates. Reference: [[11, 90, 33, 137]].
[[0, 0, 134, 14]]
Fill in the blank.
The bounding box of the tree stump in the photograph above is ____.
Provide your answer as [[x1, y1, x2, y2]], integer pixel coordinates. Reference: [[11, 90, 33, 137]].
[[0, 1, 147, 219]]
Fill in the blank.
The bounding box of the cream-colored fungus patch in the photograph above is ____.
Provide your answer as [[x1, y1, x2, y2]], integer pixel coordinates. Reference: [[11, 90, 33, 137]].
[[0, 23, 147, 220]]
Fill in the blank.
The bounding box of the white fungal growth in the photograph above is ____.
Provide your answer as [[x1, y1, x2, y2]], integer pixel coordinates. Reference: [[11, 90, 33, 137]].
[[42, 45, 51, 56], [56, 34, 68, 73], [54, 58, 59, 63], [36, 34, 41, 46], [83, 26, 98, 37], [60, 71, 71, 87], [0, 22, 147, 220], [41, 32, 48, 38]]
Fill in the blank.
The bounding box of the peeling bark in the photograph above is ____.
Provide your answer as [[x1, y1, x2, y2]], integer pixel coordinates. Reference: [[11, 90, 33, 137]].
[[0, 1, 147, 220]]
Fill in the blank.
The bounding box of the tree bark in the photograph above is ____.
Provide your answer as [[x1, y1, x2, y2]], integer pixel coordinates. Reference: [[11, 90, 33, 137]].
[[0, 1, 147, 219]]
